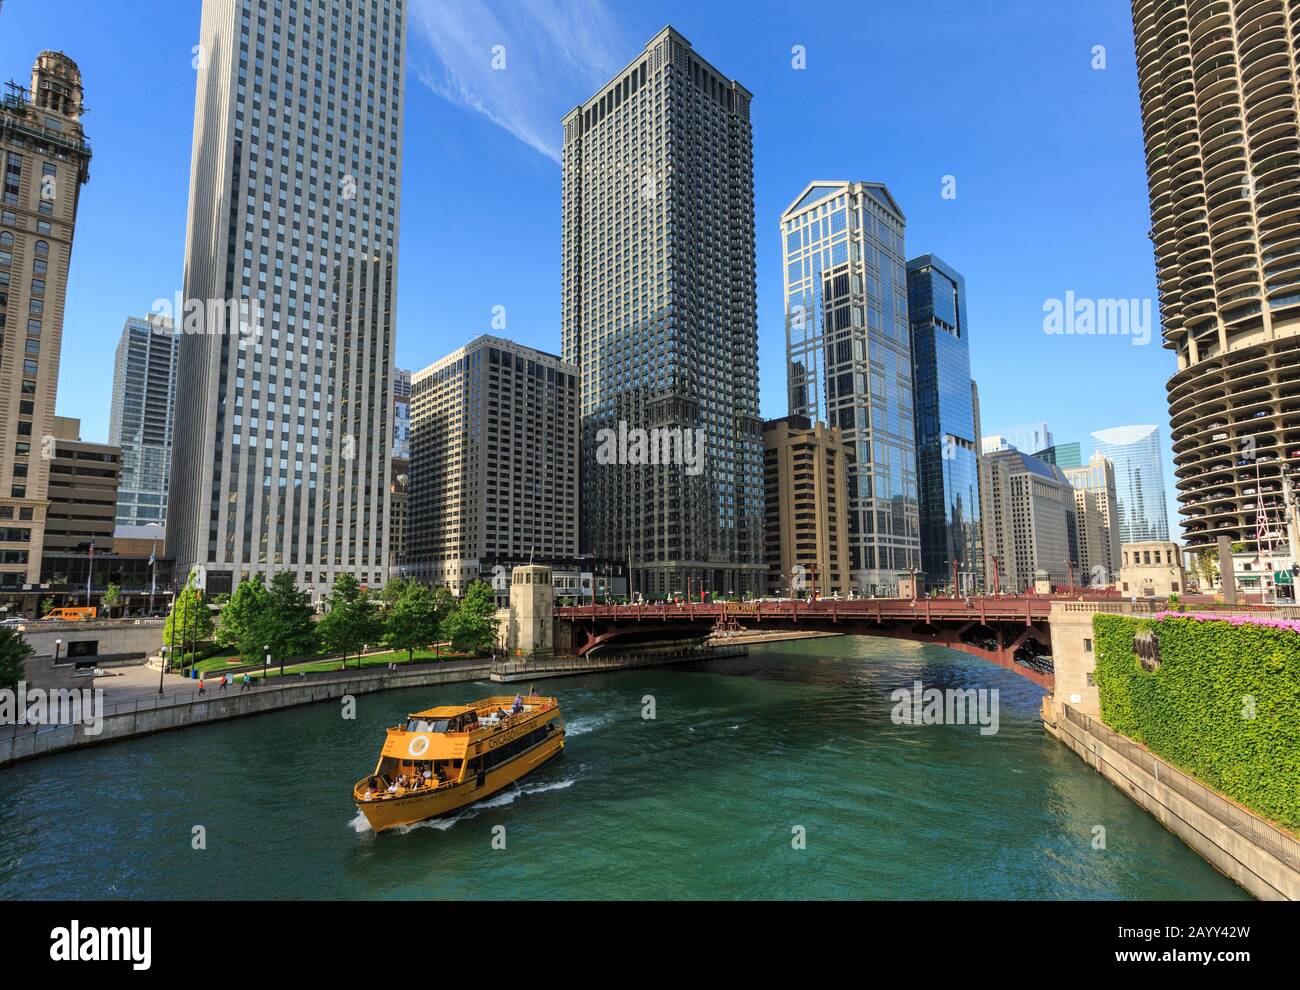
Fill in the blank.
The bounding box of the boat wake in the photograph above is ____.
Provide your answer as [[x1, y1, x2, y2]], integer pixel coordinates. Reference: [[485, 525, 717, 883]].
[[564, 714, 616, 736]]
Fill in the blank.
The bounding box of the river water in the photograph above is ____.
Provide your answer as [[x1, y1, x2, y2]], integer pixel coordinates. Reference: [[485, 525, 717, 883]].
[[0, 636, 1246, 899]]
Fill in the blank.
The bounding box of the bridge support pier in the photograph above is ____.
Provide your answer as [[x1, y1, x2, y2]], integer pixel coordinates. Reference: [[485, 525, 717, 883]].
[[1043, 603, 1101, 725]]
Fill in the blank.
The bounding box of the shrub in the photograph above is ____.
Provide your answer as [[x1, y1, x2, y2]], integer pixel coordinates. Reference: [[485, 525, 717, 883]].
[[1093, 613, 1300, 830]]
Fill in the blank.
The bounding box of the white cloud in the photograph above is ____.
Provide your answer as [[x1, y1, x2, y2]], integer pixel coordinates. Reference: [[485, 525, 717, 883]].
[[410, 0, 627, 163]]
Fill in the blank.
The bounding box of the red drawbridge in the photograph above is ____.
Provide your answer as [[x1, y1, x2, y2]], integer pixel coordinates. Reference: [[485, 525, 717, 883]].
[[553, 596, 1086, 689]]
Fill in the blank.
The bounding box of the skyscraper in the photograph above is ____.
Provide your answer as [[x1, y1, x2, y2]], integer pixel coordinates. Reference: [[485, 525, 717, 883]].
[[1034, 442, 1083, 470], [168, 0, 405, 598], [0, 51, 92, 596], [109, 315, 179, 527], [1132, 1, 1300, 552], [406, 336, 578, 595], [1064, 451, 1121, 586], [561, 27, 764, 598], [783, 181, 919, 594], [980, 449, 1075, 591], [907, 253, 981, 593], [1092, 425, 1170, 544]]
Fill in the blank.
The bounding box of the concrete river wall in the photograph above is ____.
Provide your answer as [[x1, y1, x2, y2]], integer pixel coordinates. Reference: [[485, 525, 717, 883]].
[[0, 660, 491, 768]]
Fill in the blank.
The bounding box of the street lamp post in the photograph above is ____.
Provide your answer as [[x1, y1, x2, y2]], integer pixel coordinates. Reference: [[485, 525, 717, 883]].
[[264, 647, 270, 684], [53, 638, 62, 667], [158, 645, 168, 696]]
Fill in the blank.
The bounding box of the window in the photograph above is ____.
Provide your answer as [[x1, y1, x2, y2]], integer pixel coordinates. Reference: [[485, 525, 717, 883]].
[[1083, 638, 1093, 653]]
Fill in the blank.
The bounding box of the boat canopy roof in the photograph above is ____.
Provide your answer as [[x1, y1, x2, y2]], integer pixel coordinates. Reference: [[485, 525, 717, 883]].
[[409, 704, 476, 719]]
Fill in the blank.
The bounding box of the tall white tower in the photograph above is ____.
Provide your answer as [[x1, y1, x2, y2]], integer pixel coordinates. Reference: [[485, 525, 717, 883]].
[[168, 0, 406, 598]]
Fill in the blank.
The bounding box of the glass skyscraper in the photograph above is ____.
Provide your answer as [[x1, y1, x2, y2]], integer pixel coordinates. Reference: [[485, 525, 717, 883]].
[[1091, 425, 1170, 544], [108, 315, 180, 526], [782, 181, 919, 594], [907, 254, 981, 593], [169, 0, 404, 598], [561, 27, 765, 598]]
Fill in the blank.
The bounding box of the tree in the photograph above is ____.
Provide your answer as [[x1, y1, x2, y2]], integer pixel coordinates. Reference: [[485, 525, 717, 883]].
[[440, 580, 500, 654], [379, 577, 415, 609], [318, 574, 382, 668], [102, 583, 121, 618], [384, 581, 440, 662], [1193, 548, 1220, 590], [164, 577, 214, 659], [40, 597, 55, 618], [217, 576, 269, 660], [247, 572, 317, 667], [0, 625, 33, 693]]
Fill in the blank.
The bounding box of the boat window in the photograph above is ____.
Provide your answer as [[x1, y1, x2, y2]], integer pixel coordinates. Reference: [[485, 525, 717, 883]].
[[406, 718, 449, 732]]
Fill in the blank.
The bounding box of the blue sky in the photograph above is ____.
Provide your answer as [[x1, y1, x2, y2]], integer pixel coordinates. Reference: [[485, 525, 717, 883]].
[[0, 0, 1181, 528]]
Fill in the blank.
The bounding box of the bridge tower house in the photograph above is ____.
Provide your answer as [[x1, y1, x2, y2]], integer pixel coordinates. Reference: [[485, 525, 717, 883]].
[[503, 565, 555, 658]]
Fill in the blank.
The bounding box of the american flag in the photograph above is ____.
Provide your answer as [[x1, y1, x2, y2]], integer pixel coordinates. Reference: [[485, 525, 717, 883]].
[[87, 540, 95, 562]]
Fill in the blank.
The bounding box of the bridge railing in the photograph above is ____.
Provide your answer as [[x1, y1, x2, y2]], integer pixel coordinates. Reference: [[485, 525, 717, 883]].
[[1063, 706, 1300, 872], [491, 643, 746, 678]]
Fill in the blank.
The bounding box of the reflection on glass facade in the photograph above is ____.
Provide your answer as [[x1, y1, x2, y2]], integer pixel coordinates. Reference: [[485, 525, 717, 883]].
[[907, 255, 981, 593], [109, 315, 180, 526], [1091, 425, 1170, 543], [393, 367, 411, 460], [982, 421, 1052, 455], [782, 181, 919, 594], [1035, 442, 1083, 469]]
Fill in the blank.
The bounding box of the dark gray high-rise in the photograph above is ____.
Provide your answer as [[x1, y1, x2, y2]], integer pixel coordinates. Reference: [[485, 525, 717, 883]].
[[561, 27, 764, 598]]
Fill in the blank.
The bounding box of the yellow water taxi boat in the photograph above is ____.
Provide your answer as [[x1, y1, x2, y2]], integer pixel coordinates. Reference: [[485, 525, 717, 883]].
[[353, 694, 565, 833]]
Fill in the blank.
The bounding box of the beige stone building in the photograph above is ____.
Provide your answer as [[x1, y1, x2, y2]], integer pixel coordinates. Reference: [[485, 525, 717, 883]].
[[406, 336, 579, 596], [762, 416, 851, 597], [0, 51, 92, 595], [979, 449, 1075, 591], [1064, 452, 1121, 588], [1118, 541, 1187, 599]]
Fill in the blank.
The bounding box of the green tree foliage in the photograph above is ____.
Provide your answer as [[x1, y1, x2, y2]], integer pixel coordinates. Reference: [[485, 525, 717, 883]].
[[1093, 613, 1300, 830], [102, 583, 122, 618], [440, 580, 500, 654], [1192, 548, 1219, 590], [0, 625, 33, 693], [164, 577, 214, 652], [383, 581, 440, 662], [247, 572, 318, 664], [40, 597, 55, 617], [318, 574, 382, 667], [217, 576, 270, 659]]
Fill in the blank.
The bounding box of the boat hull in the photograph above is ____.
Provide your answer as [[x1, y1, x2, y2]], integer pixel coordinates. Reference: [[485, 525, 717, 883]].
[[357, 732, 565, 833]]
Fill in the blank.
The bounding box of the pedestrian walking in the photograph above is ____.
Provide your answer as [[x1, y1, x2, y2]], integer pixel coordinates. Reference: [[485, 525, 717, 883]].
[[241, 673, 252, 691], [198, 676, 206, 695], [219, 674, 228, 691]]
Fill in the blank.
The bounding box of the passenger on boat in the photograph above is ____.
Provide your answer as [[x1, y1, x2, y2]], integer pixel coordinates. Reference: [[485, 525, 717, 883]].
[[512, 694, 524, 715]]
